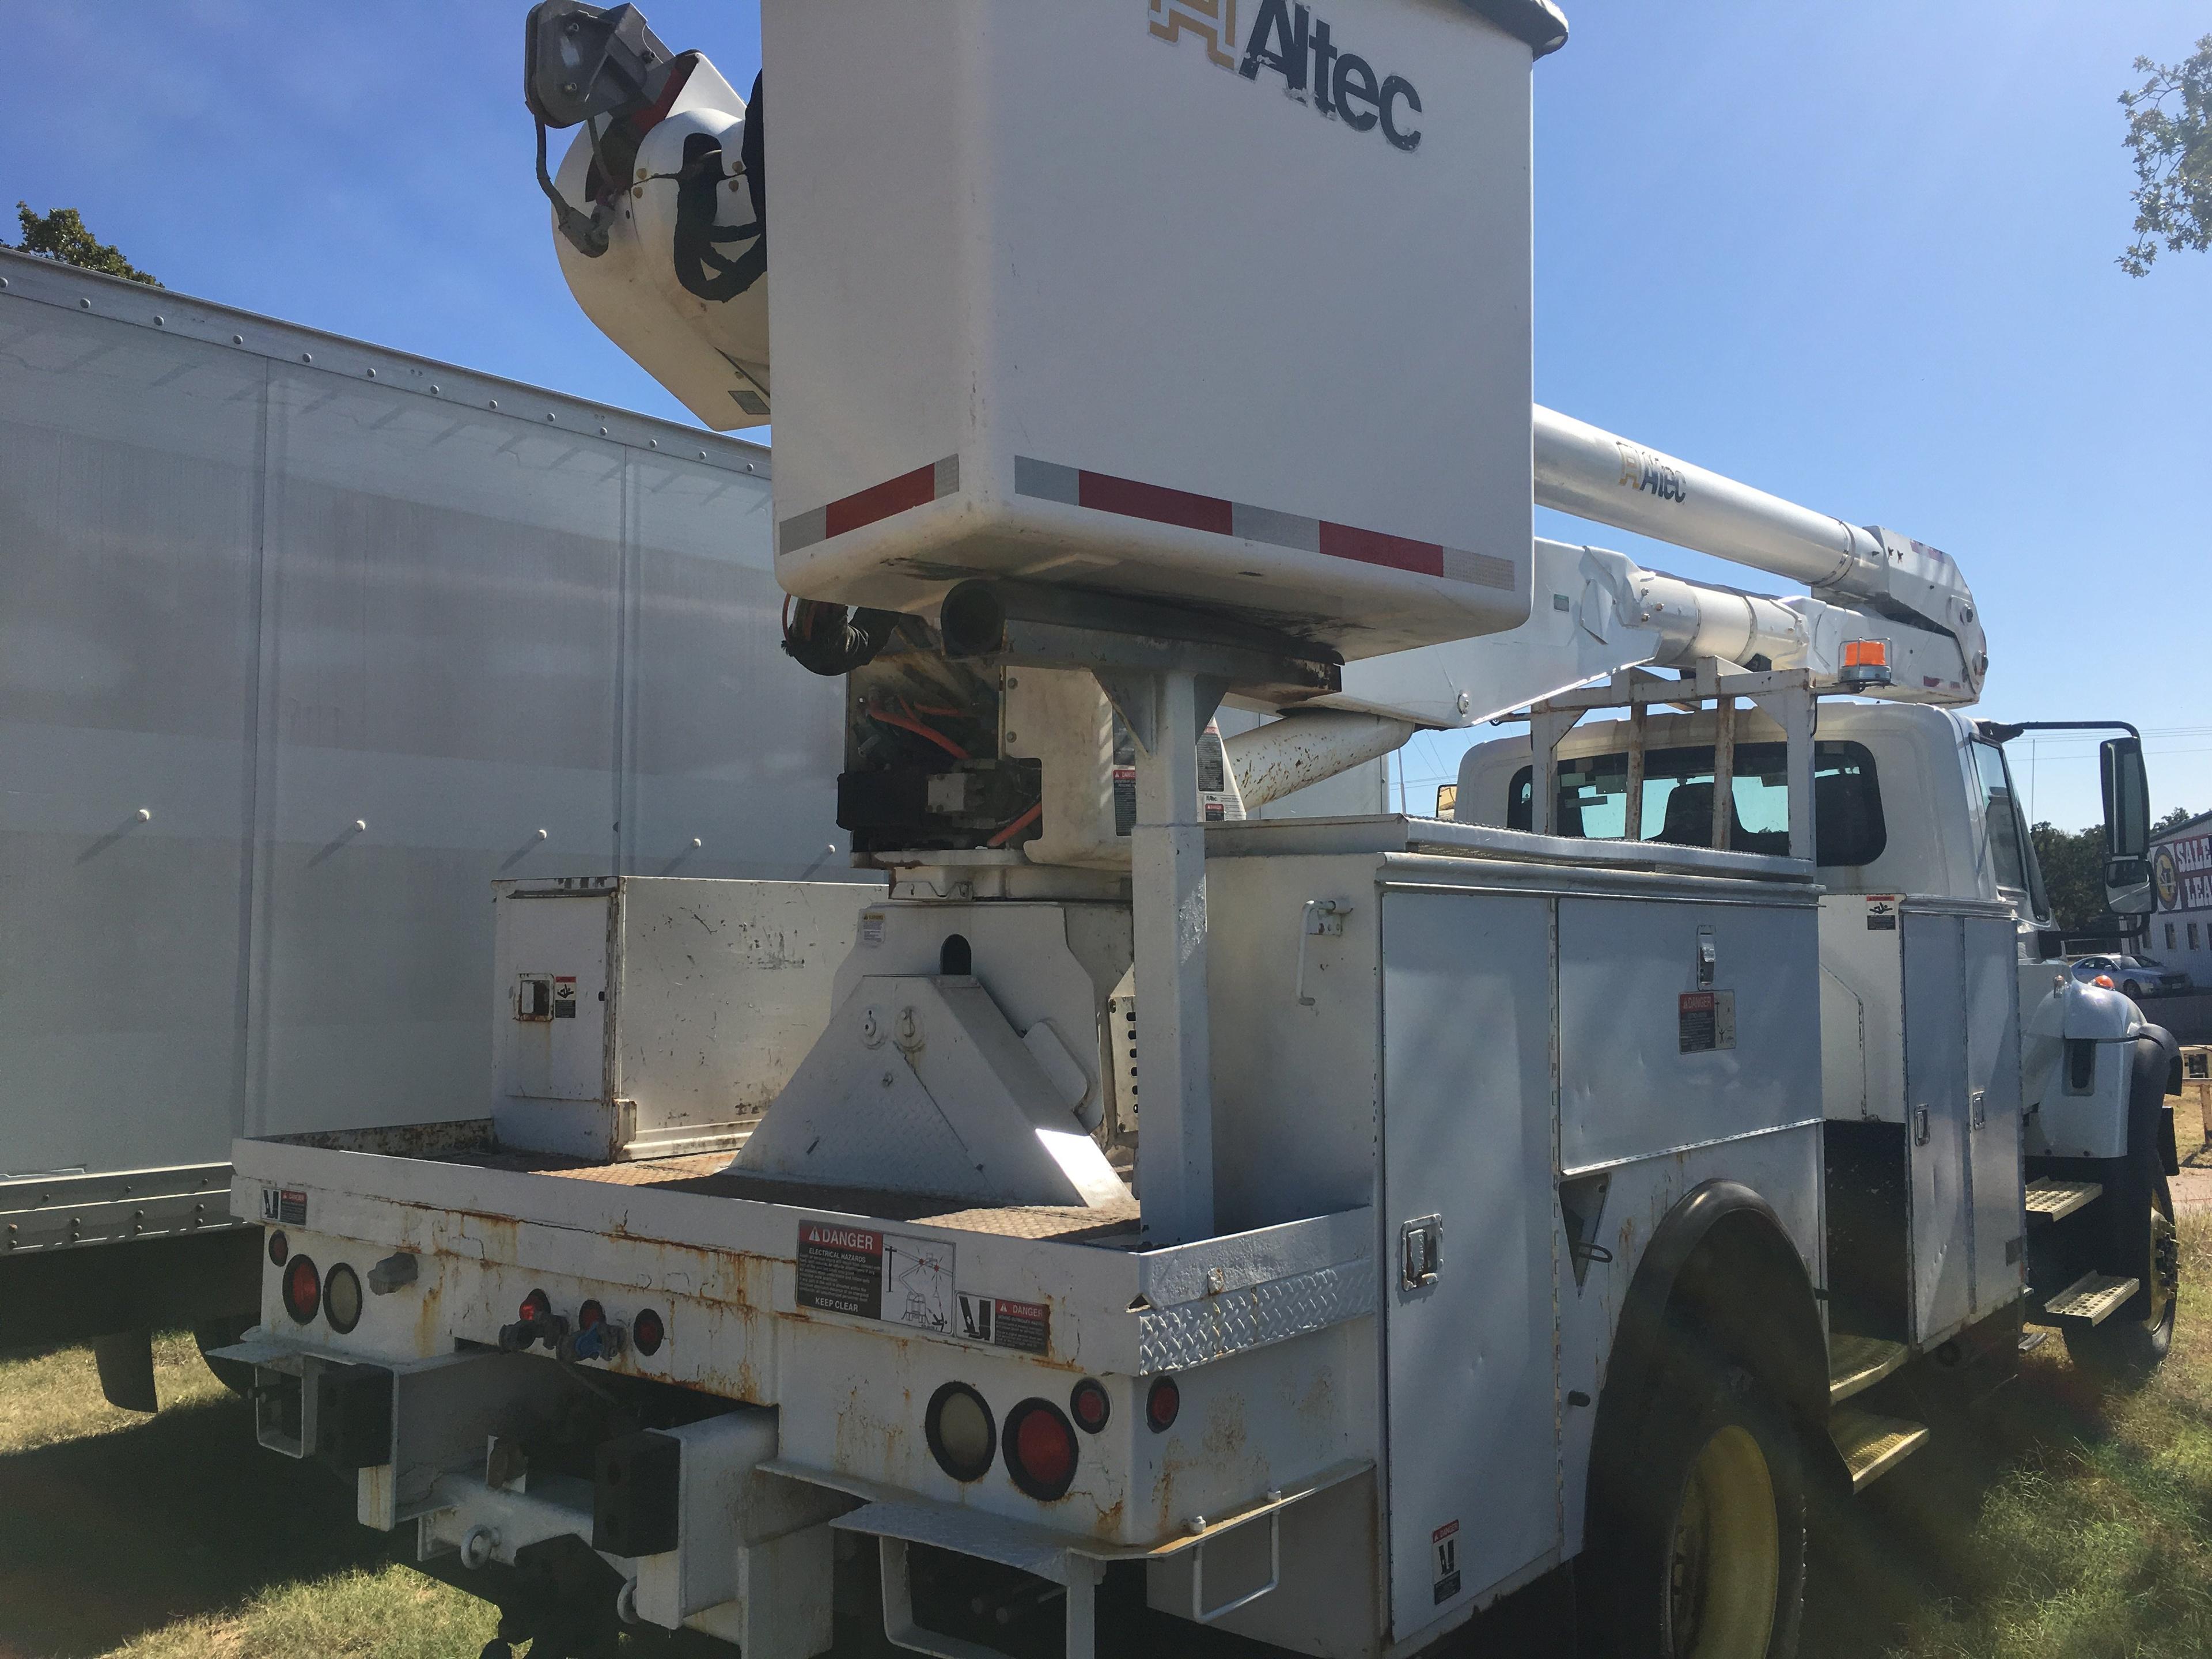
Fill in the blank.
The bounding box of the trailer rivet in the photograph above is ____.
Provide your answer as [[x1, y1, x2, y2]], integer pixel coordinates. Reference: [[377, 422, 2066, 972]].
[[137, 808, 151, 822], [301, 352, 312, 363], [536, 828, 548, 840], [79, 297, 91, 309], [153, 315, 164, 326], [692, 837, 703, 849]]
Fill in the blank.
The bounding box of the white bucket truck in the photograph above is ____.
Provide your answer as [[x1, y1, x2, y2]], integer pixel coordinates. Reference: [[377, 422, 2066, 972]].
[[217, 4, 2181, 1657]]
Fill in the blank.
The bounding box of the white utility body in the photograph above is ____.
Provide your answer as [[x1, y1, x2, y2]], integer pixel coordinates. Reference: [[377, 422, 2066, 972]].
[[221, 5, 2180, 1659]]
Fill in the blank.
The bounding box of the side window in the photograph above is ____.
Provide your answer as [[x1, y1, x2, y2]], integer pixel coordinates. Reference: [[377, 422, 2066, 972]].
[[1970, 740, 2029, 894]]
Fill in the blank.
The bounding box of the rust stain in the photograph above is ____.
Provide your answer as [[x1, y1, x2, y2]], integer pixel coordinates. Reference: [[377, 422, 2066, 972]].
[[1088, 1494, 1127, 1541]]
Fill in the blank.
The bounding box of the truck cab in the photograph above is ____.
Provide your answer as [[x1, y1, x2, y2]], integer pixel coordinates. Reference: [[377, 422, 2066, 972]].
[[1456, 699, 2179, 1374]]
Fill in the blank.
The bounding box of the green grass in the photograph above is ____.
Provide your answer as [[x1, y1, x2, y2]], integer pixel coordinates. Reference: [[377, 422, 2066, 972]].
[[0, 1339, 490, 1659], [1834, 1209, 2212, 1659]]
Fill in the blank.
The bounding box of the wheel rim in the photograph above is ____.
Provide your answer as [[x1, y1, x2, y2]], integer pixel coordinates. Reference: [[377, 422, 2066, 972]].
[[1667, 1423, 1780, 1659]]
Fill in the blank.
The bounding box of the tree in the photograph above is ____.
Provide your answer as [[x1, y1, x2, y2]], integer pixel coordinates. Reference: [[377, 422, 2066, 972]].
[[2119, 34, 2212, 276], [2154, 805, 2198, 834], [2032, 821, 2107, 934], [9, 203, 160, 286]]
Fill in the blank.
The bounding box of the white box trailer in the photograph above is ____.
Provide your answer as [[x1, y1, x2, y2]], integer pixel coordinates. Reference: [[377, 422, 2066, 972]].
[[0, 248, 857, 1399]]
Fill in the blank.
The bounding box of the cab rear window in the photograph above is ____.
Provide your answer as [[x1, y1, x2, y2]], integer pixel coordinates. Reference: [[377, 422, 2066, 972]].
[[1506, 740, 1887, 867]]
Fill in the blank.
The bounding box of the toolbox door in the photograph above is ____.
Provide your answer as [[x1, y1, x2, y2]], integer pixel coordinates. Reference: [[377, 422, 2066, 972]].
[[1903, 912, 1974, 1343], [1380, 890, 1557, 1642], [1964, 913, 2025, 1316]]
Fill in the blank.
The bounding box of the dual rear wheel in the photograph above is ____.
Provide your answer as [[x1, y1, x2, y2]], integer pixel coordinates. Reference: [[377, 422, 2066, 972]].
[[1592, 1358, 1807, 1659]]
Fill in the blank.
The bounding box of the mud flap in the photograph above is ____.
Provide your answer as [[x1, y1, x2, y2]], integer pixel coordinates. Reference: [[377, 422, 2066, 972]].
[[91, 1327, 157, 1413]]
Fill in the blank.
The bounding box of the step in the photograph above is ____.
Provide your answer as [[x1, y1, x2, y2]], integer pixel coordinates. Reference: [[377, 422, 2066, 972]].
[[1828, 1332, 1909, 1405], [2024, 1178, 2101, 1222], [1829, 1407, 1932, 1493], [2040, 1271, 2140, 1327]]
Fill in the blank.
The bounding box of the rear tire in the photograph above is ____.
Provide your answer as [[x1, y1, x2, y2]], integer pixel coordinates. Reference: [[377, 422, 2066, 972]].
[[1589, 1355, 1807, 1658], [194, 1317, 255, 1396], [2124, 980, 2143, 1000]]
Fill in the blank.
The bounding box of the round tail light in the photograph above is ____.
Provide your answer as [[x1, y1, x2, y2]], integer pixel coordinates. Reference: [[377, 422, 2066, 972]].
[[1145, 1374, 1180, 1433], [1002, 1399, 1078, 1501], [268, 1230, 289, 1267], [324, 1263, 363, 1334], [1069, 1378, 1111, 1434], [519, 1288, 552, 1323], [578, 1299, 605, 1330], [282, 1255, 321, 1324], [633, 1308, 665, 1355], [926, 1382, 997, 1483]]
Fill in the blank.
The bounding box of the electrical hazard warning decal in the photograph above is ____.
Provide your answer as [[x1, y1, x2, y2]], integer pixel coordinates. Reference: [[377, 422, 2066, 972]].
[[261, 1187, 308, 1227], [794, 1223, 955, 1334], [1678, 990, 1737, 1053], [1865, 895, 1899, 931], [1433, 1518, 1461, 1603]]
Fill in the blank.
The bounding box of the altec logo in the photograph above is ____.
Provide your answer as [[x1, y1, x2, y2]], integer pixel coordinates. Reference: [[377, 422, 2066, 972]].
[[1149, 0, 1426, 153]]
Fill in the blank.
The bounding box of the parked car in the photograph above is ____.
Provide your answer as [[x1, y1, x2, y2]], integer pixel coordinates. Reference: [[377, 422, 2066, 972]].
[[2070, 953, 2193, 999]]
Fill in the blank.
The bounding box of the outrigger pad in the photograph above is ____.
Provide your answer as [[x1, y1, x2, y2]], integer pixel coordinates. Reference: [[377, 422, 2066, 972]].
[[733, 975, 1128, 1210]]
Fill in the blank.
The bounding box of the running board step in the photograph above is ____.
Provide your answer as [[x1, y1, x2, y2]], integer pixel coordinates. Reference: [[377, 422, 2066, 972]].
[[1830, 1407, 1931, 1493], [2025, 1178, 2101, 1222], [2037, 1271, 2140, 1328], [1828, 1332, 1909, 1405]]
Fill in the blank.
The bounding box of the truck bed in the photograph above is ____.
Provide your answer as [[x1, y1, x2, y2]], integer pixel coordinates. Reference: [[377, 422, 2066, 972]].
[[266, 1119, 1143, 1246]]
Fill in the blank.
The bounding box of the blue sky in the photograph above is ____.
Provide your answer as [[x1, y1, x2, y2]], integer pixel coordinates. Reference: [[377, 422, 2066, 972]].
[[8, 2, 2206, 831]]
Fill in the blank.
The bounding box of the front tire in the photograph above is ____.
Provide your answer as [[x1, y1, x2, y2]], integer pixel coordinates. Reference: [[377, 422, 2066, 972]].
[[1591, 1358, 1807, 1658], [2064, 1171, 2177, 1388]]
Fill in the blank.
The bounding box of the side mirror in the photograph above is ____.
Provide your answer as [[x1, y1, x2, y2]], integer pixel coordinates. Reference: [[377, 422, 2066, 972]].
[[2100, 736, 2152, 915], [2105, 859, 2155, 915]]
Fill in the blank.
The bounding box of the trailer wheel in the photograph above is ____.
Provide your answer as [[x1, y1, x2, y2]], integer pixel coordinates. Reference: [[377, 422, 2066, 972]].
[[1592, 1357, 1806, 1659], [2064, 1172, 2177, 1388]]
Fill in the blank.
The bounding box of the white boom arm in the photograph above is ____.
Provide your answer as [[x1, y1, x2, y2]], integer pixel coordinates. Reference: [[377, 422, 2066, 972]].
[[1326, 407, 1988, 730]]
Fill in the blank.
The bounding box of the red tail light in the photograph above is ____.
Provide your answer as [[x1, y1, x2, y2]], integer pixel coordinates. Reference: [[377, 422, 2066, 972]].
[[1002, 1399, 1078, 1501], [1146, 1374, 1180, 1433], [520, 1288, 552, 1323], [1069, 1378, 1111, 1434], [578, 1300, 605, 1330], [268, 1230, 289, 1267], [633, 1308, 665, 1355], [282, 1255, 321, 1324]]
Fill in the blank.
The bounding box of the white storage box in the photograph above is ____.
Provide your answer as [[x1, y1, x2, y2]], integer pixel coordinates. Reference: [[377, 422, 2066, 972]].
[[493, 877, 863, 1161], [762, 0, 1555, 659]]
